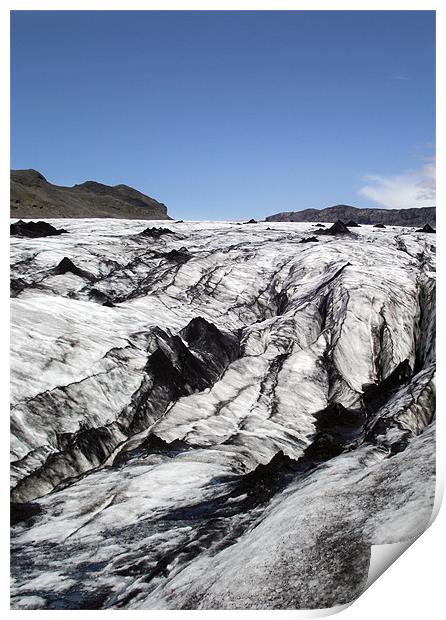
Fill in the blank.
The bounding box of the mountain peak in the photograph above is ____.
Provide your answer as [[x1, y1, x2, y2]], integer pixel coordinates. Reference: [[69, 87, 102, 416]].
[[10, 170, 171, 220], [11, 169, 48, 185], [265, 204, 436, 227]]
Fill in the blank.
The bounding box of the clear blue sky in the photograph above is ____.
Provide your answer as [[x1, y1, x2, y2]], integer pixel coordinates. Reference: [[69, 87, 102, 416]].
[[11, 10, 435, 220]]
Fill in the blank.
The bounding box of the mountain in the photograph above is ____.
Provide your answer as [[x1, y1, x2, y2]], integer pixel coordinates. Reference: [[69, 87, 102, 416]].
[[10, 169, 171, 219], [265, 204, 436, 226], [11, 220, 435, 609]]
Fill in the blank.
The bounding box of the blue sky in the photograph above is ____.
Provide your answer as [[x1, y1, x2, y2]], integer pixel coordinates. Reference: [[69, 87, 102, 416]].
[[11, 10, 435, 220]]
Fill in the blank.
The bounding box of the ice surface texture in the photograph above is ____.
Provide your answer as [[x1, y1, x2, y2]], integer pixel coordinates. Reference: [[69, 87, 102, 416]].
[[10, 219, 435, 609]]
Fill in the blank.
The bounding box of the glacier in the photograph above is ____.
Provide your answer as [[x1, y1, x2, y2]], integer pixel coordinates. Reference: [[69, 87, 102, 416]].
[[10, 219, 436, 609]]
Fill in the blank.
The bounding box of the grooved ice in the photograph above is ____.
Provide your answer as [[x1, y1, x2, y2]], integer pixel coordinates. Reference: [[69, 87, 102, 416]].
[[10, 219, 436, 610]]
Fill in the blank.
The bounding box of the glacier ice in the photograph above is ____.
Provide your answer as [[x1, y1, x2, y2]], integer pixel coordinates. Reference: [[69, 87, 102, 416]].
[[10, 219, 435, 609]]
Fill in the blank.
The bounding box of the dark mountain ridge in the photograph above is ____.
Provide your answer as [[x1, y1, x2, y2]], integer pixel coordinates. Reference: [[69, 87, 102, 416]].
[[10, 169, 171, 220], [265, 204, 436, 227]]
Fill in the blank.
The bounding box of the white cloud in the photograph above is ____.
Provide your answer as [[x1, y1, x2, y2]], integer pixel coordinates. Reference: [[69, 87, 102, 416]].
[[359, 158, 436, 209]]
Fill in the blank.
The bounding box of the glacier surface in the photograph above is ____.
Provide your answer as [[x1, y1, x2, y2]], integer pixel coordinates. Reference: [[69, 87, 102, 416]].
[[10, 219, 436, 609]]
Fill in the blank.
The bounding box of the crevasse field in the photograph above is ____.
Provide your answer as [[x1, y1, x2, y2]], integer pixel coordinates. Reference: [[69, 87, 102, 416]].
[[10, 219, 436, 609]]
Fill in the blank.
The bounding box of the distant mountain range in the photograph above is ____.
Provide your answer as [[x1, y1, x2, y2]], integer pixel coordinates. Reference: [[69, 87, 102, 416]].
[[10, 169, 171, 220], [265, 204, 436, 227]]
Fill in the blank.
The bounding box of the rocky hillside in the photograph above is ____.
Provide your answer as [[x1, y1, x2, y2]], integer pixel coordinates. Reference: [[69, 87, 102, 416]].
[[266, 204, 436, 227], [10, 169, 171, 220]]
